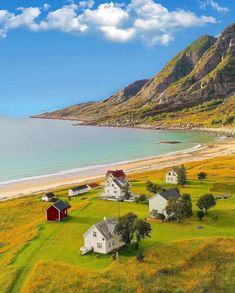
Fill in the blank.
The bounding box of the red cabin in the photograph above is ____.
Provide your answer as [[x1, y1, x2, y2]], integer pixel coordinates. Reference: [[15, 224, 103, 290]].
[[47, 200, 69, 221]]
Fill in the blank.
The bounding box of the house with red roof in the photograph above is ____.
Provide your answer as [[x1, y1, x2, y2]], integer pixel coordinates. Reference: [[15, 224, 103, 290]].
[[102, 169, 130, 201]]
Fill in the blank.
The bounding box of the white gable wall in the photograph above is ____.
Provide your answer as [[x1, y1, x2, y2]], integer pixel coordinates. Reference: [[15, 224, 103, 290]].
[[83, 225, 123, 254], [149, 194, 168, 217], [166, 171, 178, 184], [104, 177, 126, 200]]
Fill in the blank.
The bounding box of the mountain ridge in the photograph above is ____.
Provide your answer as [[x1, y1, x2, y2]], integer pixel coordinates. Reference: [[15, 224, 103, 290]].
[[35, 23, 235, 129]]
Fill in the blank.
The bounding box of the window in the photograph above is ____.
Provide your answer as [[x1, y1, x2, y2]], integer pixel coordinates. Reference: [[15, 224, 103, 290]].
[[93, 231, 97, 237], [114, 191, 117, 194], [108, 242, 111, 248], [112, 240, 115, 246], [97, 243, 102, 248]]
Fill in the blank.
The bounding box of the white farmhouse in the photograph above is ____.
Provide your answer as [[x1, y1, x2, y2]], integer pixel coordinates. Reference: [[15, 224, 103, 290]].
[[149, 188, 180, 218], [165, 167, 180, 184], [103, 170, 130, 201], [68, 185, 90, 197], [80, 217, 123, 255], [42, 192, 55, 202]]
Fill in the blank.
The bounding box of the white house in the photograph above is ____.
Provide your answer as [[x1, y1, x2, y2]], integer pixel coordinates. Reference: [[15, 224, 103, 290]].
[[68, 185, 90, 197], [80, 217, 124, 255], [42, 192, 55, 202], [165, 167, 180, 184], [103, 170, 130, 201], [149, 188, 180, 218]]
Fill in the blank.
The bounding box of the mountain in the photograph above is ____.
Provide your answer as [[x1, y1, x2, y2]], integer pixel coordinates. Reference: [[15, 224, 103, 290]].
[[36, 23, 235, 128]]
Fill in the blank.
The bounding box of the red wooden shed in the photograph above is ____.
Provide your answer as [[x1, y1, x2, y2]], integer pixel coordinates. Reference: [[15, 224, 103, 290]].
[[47, 200, 69, 221]]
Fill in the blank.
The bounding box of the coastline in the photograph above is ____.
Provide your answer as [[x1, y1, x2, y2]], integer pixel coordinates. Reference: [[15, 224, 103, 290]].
[[1, 136, 235, 201]]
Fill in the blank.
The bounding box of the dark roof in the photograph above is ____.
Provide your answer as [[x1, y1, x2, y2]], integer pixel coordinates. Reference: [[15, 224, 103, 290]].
[[53, 200, 69, 211], [70, 185, 89, 192], [159, 188, 180, 200], [106, 170, 126, 179], [44, 192, 55, 198], [94, 218, 116, 240], [113, 178, 127, 189], [171, 166, 180, 175]]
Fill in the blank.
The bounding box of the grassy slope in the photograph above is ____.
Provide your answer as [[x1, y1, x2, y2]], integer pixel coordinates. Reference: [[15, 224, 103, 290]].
[[0, 155, 235, 292]]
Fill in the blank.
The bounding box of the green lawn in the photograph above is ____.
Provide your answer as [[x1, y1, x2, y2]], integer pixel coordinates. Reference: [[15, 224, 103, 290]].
[[1, 155, 235, 292]]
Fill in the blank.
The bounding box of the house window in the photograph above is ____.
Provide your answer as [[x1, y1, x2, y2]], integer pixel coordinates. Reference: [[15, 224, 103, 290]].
[[97, 243, 102, 248], [109, 242, 111, 248], [114, 191, 117, 194], [112, 240, 115, 246], [93, 231, 97, 237]]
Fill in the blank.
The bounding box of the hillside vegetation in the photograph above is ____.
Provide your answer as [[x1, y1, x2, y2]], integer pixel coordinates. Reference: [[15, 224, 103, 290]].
[[1, 155, 235, 292], [36, 23, 235, 130]]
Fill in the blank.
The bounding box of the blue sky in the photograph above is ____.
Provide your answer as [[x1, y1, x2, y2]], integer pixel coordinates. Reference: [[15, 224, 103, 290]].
[[0, 0, 234, 116]]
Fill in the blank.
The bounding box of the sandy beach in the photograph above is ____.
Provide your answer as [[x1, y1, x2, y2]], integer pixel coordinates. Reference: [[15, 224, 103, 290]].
[[0, 136, 235, 201]]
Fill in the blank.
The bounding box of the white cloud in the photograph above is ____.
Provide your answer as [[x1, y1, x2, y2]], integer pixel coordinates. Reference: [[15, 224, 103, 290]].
[[199, 0, 229, 13], [0, 0, 218, 46]]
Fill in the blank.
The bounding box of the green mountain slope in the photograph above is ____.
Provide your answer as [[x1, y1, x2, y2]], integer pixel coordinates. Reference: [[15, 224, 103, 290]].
[[36, 23, 235, 128]]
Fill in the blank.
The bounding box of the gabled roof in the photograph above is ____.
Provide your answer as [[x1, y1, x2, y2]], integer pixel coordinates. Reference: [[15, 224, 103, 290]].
[[170, 166, 180, 175], [52, 200, 69, 211], [94, 218, 116, 240], [70, 185, 89, 192], [159, 189, 180, 200], [44, 192, 55, 198], [113, 178, 127, 189], [106, 170, 126, 179]]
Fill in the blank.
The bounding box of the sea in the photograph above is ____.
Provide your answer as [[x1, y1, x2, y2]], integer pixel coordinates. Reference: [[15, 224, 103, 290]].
[[0, 117, 216, 184]]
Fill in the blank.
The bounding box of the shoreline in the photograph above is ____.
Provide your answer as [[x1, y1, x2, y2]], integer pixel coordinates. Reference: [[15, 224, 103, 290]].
[[1, 136, 235, 201], [32, 116, 235, 138]]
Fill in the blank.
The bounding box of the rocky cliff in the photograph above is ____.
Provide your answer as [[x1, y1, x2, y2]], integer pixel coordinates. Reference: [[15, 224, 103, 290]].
[[36, 23, 235, 128]]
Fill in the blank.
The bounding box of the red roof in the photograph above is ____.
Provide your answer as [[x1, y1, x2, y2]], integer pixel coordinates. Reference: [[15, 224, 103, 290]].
[[89, 183, 100, 188], [106, 170, 126, 179]]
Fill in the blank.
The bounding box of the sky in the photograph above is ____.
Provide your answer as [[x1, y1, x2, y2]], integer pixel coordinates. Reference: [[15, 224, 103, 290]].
[[0, 0, 234, 116]]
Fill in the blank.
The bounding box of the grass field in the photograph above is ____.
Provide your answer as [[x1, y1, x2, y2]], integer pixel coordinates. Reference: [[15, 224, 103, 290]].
[[1, 155, 235, 292]]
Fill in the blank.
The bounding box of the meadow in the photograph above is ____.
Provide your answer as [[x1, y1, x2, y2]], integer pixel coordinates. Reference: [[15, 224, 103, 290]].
[[0, 155, 235, 292]]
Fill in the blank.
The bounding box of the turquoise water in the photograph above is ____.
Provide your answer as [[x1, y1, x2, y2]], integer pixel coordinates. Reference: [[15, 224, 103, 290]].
[[0, 117, 216, 183]]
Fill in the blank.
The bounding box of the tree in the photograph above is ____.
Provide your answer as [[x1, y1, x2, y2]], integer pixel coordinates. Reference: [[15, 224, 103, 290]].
[[135, 194, 147, 204], [166, 194, 193, 222], [115, 213, 152, 251], [135, 219, 152, 248], [181, 194, 193, 218], [151, 209, 165, 221], [146, 181, 162, 194], [196, 194, 216, 214], [177, 165, 187, 185], [197, 210, 205, 221], [115, 213, 137, 251], [197, 172, 207, 182]]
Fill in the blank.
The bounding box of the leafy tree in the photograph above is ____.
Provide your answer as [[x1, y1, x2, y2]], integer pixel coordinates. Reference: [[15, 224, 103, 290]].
[[135, 219, 152, 247], [177, 165, 187, 185], [197, 172, 207, 182], [197, 210, 205, 221], [115, 213, 152, 251], [196, 194, 216, 214], [135, 194, 147, 204], [166, 194, 192, 222], [151, 209, 165, 221], [115, 213, 137, 251], [181, 194, 193, 218], [146, 181, 162, 194]]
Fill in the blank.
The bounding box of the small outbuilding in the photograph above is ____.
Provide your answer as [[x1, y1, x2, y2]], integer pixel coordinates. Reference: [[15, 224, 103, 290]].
[[42, 192, 56, 202], [47, 200, 69, 222], [165, 167, 180, 184], [68, 185, 90, 197]]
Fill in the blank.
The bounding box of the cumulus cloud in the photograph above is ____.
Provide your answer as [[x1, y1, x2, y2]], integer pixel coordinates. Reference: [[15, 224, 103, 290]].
[[199, 0, 229, 13], [0, 0, 218, 45]]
